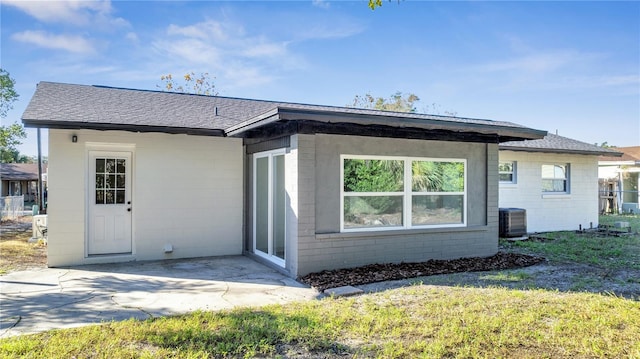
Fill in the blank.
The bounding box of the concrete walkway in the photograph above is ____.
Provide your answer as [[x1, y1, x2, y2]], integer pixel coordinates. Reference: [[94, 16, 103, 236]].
[[0, 256, 318, 338]]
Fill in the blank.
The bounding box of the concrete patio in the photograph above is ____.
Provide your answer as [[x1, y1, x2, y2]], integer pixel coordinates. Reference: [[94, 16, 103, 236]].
[[0, 256, 318, 337]]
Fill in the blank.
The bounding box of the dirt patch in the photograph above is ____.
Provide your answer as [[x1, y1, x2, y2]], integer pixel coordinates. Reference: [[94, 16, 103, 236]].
[[0, 217, 47, 274]]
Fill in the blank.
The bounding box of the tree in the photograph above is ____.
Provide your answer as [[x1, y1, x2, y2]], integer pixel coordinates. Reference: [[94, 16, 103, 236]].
[[0, 69, 27, 163], [350, 91, 420, 113], [157, 72, 218, 96], [368, 0, 401, 10], [369, 0, 382, 9], [596, 141, 616, 148], [0, 68, 19, 118], [350, 91, 457, 116], [0, 123, 27, 163]]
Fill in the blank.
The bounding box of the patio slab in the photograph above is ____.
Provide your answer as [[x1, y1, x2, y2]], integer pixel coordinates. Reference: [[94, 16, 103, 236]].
[[0, 256, 318, 337]]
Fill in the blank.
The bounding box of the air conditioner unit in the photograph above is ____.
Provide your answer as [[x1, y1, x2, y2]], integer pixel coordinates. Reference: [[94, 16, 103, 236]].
[[499, 208, 527, 237], [31, 214, 48, 242]]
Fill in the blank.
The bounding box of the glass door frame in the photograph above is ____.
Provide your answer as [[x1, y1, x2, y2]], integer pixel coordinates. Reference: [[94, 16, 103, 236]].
[[252, 149, 286, 267]]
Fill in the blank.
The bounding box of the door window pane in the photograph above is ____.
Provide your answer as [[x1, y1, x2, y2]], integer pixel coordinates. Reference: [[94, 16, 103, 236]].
[[115, 190, 125, 204], [255, 157, 269, 254], [96, 159, 105, 173], [273, 155, 286, 260], [105, 190, 115, 204]]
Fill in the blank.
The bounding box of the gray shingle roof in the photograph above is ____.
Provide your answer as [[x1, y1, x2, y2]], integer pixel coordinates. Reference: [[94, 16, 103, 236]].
[[500, 133, 622, 156], [22, 82, 546, 140], [0, 163, 47, 181]]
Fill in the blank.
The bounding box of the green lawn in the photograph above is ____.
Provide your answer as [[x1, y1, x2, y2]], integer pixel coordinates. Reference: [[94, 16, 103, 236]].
[[1, 215, 639, 358], [501, 214, 640, 269]]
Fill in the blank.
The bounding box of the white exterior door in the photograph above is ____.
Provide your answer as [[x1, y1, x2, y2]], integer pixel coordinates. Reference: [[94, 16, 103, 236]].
[[88, 151, 132, 255]]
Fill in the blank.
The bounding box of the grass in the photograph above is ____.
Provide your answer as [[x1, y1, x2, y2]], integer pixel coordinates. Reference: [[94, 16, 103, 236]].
[[1, 215, 639, 358], [501, 214, 640, 269], [1, 287, 638, 358]]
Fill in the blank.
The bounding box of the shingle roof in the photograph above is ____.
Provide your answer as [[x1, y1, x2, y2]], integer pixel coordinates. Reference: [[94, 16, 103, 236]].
[[22, 81, 546, 141], [499, 133, 622, 156], [599, 146, 640, 163], [0, 163, 47, 181]]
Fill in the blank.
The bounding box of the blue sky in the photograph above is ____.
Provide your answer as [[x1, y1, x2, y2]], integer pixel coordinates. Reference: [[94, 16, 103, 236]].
[[1, 0, 638, 156]]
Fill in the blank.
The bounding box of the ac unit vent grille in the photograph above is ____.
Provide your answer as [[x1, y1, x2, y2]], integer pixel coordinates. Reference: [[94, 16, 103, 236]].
[[499, 208, 526, 237]]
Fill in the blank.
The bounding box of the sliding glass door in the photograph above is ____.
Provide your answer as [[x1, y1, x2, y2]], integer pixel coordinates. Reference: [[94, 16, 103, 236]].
[[253, 150, 286, 266]]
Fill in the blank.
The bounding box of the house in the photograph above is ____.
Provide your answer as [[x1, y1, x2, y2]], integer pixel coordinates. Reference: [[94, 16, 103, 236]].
[[0, 163, 47, 204], [498, 134, 621, 233], [22, 81, 548, 277], [598, 146, 640, 214]]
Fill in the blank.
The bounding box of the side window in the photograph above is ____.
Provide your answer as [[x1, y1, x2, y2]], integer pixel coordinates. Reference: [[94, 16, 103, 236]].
[[541, 164, 569, 193], [499, 161, 516, 183]]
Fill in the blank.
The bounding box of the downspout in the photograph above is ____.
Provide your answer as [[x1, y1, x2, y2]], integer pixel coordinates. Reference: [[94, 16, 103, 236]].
[[37, 128, 45, 214]]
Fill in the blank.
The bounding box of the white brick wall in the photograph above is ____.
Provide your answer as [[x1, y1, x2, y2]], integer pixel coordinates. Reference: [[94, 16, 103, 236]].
[[47, 129, 243, 266], [499, 150, 600, 232]]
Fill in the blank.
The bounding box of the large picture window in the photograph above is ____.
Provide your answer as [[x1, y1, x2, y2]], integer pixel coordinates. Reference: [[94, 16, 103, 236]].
[[341, 155, 466, 231]]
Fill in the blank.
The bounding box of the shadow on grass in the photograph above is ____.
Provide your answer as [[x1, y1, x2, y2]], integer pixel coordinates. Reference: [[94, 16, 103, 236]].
[[140, 308, 351, 357]]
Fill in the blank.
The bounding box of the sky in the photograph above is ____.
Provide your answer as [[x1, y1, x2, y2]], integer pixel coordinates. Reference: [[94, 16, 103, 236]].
[[1, 0, 639, 156]]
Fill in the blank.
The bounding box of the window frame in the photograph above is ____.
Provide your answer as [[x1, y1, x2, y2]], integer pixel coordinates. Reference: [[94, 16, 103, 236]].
[[541, 163, 570, 194], [499, 161, 517, 184], [340, 154, 467, 232], [8, 181, 21, 196]]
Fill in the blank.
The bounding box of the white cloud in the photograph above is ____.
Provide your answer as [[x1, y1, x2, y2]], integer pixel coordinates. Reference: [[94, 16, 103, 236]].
[[166, 21, 234, 41], [12, 30, 95, 54], [3, 0, 128, 28], [152, 19, 302, 88], [125, 32, 138, 42], [312, 0, 331, 9], [476, 50, 592, 74], [152, 15, 362, 90]]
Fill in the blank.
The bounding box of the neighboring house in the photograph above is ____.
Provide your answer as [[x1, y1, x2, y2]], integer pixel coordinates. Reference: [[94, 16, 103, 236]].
[[0, 163, 47, 204], [22, 81, 547, 278], [498, 134, 621, 233], [598, 146, 640, 214]]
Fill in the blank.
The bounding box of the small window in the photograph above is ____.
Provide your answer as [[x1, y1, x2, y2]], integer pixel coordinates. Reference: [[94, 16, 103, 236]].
[[541, 164, 569, 193], [8, 181, 21, 196], [499, 161, 516, 183]]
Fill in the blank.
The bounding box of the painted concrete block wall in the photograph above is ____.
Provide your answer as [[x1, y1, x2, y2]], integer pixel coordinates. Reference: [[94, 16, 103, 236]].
[[47, 130, 87, 266], [47, 129, 243, 266], [284, 136, 301, 276], [498, 151, 600, 232], [294, 134, 498, 276]]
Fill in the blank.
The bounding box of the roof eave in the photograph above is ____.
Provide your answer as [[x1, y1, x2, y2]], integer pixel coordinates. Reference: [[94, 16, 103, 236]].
[[22, 119, 226, 137], [224, 108, 280, 136], [227, 107, 547, 140], [500, 146, 623, 157]]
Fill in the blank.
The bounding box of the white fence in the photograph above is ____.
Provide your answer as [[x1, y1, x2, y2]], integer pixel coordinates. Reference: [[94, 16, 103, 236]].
[[1, 195, 24, 220]]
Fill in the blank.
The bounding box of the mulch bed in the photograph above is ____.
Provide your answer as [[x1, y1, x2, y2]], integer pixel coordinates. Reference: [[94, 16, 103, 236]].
[[299, 252, 545, 292]]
